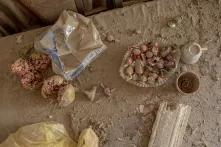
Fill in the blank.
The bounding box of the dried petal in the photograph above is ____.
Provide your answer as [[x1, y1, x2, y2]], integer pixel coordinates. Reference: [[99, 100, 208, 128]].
[[166, 54, 174, 61], [140, 75, 147, 82], [125, 66, 134, 75], [141, 53, 146, 63], [135, 59, 144, 74], [152, 46, 159, 56], [157, 76, 165, 83], [156, 60, 164, 69], [146, 51, 154, 58], [164, 61, 176, 69], [140, 44, 148, 52], [132, 74, 139, 81], [160, 47, 171, 57], [147, 73, 158, 83], [133, 48, 141, 55]]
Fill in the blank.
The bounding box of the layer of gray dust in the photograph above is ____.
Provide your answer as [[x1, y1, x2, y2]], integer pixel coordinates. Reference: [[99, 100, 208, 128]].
[[0, 0, 221, 147]]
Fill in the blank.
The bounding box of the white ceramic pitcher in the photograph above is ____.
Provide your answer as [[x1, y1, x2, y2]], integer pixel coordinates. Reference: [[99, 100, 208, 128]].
[[181, 43, 207, 64]]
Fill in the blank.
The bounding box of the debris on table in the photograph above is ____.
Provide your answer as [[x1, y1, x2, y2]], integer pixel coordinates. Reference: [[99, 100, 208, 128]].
[[119, 41, 181, 87], [100, 83, 115, 97], [48, 115, 53, 119], [89, 119, 108, 146], [167, 16, 183, 28], [106, 33, 115, 42], [168, 20, 177, 28], [83, 86, 97, 101], [134, 29, 142, 35], [148, 102, 191, 147], [180, 65, 188, 72], [16, 34, 23, 44]]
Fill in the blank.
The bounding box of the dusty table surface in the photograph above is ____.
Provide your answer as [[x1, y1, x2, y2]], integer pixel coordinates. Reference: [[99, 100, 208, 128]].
[[0, 0, 221, 147]]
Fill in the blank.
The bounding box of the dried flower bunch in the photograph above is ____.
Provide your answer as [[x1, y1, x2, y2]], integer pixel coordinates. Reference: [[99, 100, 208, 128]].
[[11, 53, 51, 90], [120, 40, 180, 87], [11, 53, 75, 107], [42, 75, 75, 107]]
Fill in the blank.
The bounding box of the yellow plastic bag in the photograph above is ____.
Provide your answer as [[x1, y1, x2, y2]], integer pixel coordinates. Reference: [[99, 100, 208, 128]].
[[77, 128, 99, 147], [0, 122, 77, 147]]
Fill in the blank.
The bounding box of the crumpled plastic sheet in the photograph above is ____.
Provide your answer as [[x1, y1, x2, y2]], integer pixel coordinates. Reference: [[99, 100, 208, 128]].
[[34, 10, 106, 80], [0, 122, 99, 147], [0, 122, 77, 147]]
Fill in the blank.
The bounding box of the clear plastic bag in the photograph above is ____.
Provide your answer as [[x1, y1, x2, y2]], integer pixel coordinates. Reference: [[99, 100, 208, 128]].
[[35, 10, 106, 80]]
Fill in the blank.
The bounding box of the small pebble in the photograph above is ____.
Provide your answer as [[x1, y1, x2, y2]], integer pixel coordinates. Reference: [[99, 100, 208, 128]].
[[106, 34, 115, 42], [168, 20, 176, 28], [175, 16, 183, 24], [16, 35, 23, 44], [181, 65, 188, 72], [104, 87, 114, 97], [152, 46, 159, 56], [135, 29, 141, 34], [212, 74, 220, 81], [48, 115, 53, 119], [154, 42, 159, 47], [138, 105, 144, 113]]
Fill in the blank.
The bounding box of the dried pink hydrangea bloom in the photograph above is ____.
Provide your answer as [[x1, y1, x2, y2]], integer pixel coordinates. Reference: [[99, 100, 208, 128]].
[[20, 71, 43, 90], [11, 58, 35, 77], [41, 75, 66, 98], [29, 53, 51, 71]]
